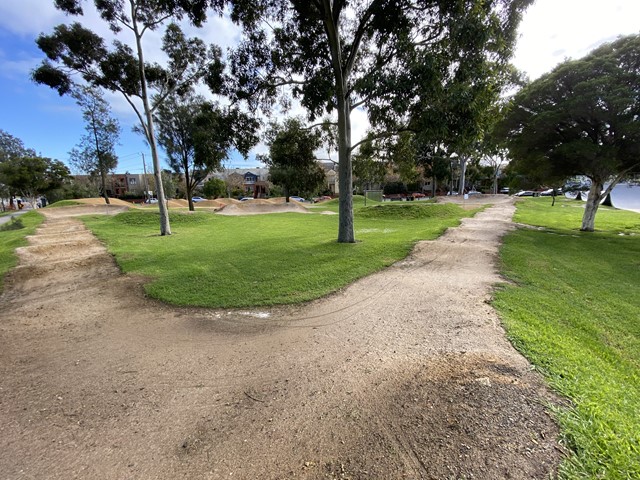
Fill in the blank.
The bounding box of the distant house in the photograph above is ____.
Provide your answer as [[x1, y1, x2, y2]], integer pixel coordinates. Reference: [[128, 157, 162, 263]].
[[316, 159, 339, 195], [208, 168, 270, 198], [207, 162, 339, 198], [72, 173, 154, 199]]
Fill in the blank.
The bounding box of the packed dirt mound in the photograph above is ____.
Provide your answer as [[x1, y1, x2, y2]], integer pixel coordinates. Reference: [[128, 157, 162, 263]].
[[195, 199, 225, 208], [167, 198, 188, 208], [215, 197, 242, 205], [239, 198, 273, 205], [167, 199, 218, 208], [73, 197, 134, 207], [45, 203, 129, 217], [217, 201, 310, 215], [268, 197, 306, 204]]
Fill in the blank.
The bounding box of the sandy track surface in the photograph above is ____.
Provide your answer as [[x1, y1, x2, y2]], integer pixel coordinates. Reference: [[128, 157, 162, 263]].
[[0, 199, 561, 479]]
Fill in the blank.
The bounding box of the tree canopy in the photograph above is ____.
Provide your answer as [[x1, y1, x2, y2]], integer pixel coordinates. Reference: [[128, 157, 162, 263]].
[[155, 93, 206, 211], [501, 33, 640, 231], [0, 156, 71, 203], [261, 118, 325, 201], [230, 0, 531, 242], [69, 86, 120, 204], [33, 0, 227, 235], [155, 92, 258, 210], [201, 177, 226, 198], [0, 130, 36, 163]]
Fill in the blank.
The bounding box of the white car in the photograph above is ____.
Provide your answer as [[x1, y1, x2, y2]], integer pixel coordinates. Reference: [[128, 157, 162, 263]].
[[191, 196, 205, 202]]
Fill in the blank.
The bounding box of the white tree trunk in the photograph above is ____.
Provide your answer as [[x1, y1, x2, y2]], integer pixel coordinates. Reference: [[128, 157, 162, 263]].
[[581, 180, 604, 232], [132, 1, 171, 235]]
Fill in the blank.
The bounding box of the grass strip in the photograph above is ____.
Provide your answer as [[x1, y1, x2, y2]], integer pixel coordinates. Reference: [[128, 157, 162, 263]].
[[0, 211, 44, 292], [80, 198, 477, 308], [494, 197, 640, 479]]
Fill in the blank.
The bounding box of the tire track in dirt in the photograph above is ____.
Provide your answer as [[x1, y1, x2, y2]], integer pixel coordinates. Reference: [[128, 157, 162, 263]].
[[0, 199, 562, 479]]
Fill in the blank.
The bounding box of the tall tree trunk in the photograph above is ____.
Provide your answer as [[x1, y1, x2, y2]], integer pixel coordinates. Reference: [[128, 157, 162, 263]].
[[132, 1, 171, 235], [459, 157, 467, 196], [336, 94, 354, 243], [323, 1, 355, 243], [184, 162, 194, 211], [100, 169, 110, 205], [581, 180, 603, 232], [92, 111, 111, 205]]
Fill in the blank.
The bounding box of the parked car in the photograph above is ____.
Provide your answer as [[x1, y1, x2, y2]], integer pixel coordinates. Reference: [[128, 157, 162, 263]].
[[383, 193, 406, 201], [145, 198, 158, 204], [289, 196, 305, 202], [191, 196, 205, 202], [539, 188, 555, 196], [239, 197, 254, 201], [499, 187, 509, 194], [514, 190, 536, 197]]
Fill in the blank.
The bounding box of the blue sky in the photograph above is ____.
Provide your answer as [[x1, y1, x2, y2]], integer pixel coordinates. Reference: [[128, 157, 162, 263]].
[[1, 0, 639, 175]]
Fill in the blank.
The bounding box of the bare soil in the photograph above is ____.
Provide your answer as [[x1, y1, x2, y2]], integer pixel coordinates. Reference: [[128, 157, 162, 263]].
[[0, 197, 563, 479]]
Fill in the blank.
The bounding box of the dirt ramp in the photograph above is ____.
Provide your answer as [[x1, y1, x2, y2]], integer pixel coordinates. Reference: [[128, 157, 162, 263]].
[[217, 202, 309, 216], [2, 216, 119, 302], [73, 197, 133, 207], [44, 204, 129, 218]]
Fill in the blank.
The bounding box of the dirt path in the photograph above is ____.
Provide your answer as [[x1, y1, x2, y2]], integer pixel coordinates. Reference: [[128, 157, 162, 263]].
[[0, 198, 561, 479]]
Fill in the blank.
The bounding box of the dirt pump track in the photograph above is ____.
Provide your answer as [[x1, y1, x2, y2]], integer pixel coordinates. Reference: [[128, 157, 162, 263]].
[[0, 197, 562, 479]]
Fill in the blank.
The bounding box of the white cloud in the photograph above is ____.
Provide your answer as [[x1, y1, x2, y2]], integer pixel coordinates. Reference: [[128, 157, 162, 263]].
[[183, 10, 242, 52], [514, 0, 640, 80], [0, 1, 65, 37], [0, 54, 38, 81]]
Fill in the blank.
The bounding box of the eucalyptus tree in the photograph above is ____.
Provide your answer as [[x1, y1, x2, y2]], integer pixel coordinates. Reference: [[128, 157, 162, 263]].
[[502, 34, 640, 231], [0, 130, 36, 163], [155, 92, 259, 210], [261, 118, 325, 202], [32, 0, 225, 235], [352, 137, 387, 193], [69, 86, 120, 204], [230, 0, 532, 242], [155, 93, 207, 211]]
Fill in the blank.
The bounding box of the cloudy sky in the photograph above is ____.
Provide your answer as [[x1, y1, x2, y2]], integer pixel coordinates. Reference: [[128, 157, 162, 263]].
[[0, 0, 638, 174]]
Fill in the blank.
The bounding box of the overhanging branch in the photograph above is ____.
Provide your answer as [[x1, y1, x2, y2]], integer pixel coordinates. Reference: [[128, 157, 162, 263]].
[[348, 127, 412, 153]]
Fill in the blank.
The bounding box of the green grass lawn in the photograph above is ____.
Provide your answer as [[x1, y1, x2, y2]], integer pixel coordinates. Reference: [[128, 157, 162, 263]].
[[0, 211, 44, 291], [81, 197, 476, 307], [494, 197, 640, 479]]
